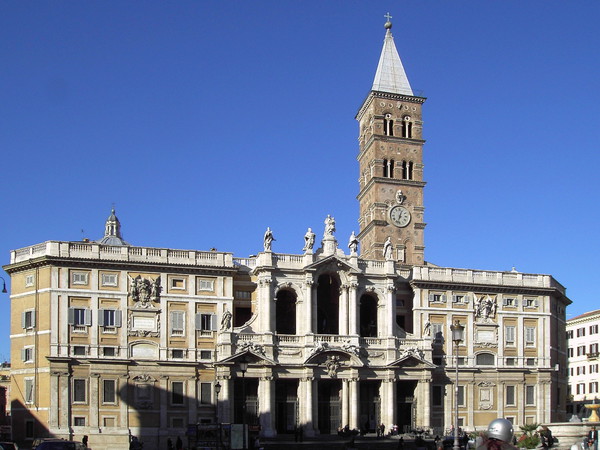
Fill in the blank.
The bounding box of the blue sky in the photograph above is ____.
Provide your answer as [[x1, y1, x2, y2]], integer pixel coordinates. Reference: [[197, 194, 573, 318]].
[[1, 1, 599, 361]]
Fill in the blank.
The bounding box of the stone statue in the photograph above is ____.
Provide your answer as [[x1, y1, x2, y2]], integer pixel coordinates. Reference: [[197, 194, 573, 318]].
[[423, 319, 431, 336], [325, 355, 341, 378], [348, 231, 359, 254], [303, 228, 316, 252], [383, 237, 393, 260], [475, 295, 497, 321], [220, 310, 232, 331], [263, 227, 274, 251], [324, 215, 336, 237]]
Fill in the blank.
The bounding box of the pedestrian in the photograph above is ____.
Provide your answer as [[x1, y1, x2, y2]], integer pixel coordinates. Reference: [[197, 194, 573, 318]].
[[175, 436, 182, 450], [397, 436, 404, 450], [588, 426, 599, 450], [82, 436, 88, 449], [476, 418, 518, 450]]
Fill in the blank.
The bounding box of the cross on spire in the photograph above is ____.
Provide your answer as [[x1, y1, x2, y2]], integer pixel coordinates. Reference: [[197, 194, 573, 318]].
[[384, 12, 392, 22]]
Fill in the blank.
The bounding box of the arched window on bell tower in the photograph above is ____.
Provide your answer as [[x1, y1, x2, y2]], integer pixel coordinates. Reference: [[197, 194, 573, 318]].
[[384, 113, 394, 136], [402, 116, 412, 138], [401, 160, 413, 180], [383, 159, 395, 178]]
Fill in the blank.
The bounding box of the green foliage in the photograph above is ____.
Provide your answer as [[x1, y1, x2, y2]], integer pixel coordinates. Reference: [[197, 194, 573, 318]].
[[516, 423, 541, 449]]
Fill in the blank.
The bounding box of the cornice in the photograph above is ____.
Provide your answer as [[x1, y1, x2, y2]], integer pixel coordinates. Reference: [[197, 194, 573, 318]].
[[409, 278, 563, 297], [356, 91, 426, 120], [357, 177, 427, 202], [358, 135, 426, 163]]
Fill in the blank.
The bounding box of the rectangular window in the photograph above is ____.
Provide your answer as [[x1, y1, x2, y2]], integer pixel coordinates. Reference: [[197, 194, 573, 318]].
[[525, 327, 536, 346], [567, 330, 574, 339], [591, 325, 599, 335], [22, 310, 36, 329], [505, 357, 515, 366], [526, 358, 536, 366], [524, 298, 538, 308], [172, 381, 184, 405], [73, 346, 86, 356], [457, 385, 465, 406], [25, 420, 34, 439], [73, 379, 87, 403], [200, 383, 212, 405], [99, 309, 122, 329], [171, 311, 185, 336], [73, 417, 86, 427], [25, 378, 34, 404], [525, 385, 535, 405], [21, 347, 34, 363], [170, 278, 186, 290], [103, 347, 116, 357], [235, 290, 251, 299], [101, 273, 118, 287], [103, 417, 116, 427], [103, 380, 116, 404], [577, 383, 586, 395], [200, 350, 212, 360], [591, 343, 599, 355], [568, 347, 574, 357], [432, 386, 443, 406], [72, 272, 89, 285], [25, 274, 34, 287], [198, 279, 215, 292], [172, 349, 185, 359], [505, 326, 516, 345], [429, 293, 446, 303], [578, 345, 586, 356], [68, 307, 91, 329], [195, 313, 217, 332], [503, 297, 516, 307], [432, 323, 444, 342], [506, 385, 515, 405], [592, 364, 599, 374], [591, 382, 599, 394]]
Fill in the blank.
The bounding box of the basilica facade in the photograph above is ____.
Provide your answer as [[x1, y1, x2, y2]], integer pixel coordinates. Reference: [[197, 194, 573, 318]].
[[4, 19, 570, 450]]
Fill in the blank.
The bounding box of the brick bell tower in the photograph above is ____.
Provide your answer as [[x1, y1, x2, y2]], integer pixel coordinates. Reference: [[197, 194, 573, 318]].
[[356, 15, 426, 264]]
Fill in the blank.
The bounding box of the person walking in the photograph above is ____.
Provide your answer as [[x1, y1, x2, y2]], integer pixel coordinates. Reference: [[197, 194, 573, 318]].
[[588, 426, 599, 450]]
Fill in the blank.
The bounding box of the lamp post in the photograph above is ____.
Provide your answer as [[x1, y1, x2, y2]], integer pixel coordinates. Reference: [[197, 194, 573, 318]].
[[215, 381, 221, 450], [451, 320, 465, 450], [0, 276, 7, 293], [239, 358, 249, 450]]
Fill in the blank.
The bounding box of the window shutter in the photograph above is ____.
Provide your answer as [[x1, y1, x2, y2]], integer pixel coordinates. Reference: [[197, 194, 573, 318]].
[[534, 299, 539, 307], [68, 308, 75, 325], [115, 310, 122, 328], [98, 309, 105, 327], [514, 299, 519, 307], [195, 313, 202, 330], [85, 309, 92, 326], [21, 348, 26, 361], [452, 296, 457, 303], [21, 312, 26, 329], [441, 294, 447, 303], [210, 314, 217, 331], [31, 311, 36, 328]]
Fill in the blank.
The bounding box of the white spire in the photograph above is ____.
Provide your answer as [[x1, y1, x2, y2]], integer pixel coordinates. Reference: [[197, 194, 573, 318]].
[[371, 17, 413, 96]]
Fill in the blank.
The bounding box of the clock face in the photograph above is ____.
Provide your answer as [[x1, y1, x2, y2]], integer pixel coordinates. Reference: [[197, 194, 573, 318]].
[[389, 206, 411, 228]]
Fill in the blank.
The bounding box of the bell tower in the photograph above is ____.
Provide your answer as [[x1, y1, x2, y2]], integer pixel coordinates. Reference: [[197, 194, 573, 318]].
[[356, 16, 426, 264]]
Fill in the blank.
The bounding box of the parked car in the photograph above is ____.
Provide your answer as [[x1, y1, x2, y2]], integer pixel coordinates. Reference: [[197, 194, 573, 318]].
[[0, 442, 18, 450], [34, 440, 85, 450]]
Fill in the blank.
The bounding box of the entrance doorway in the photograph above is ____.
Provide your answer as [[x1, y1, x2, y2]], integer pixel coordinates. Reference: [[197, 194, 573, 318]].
[[275, 380, 298, 434], [396, 380, 417, 433], [359, 380, 381, 433], [317, 380, 342, 434]]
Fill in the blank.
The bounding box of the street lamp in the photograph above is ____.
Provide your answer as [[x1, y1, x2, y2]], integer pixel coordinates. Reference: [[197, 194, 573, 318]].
[[215, 381, 221, 450], [451, 320, 465, 450], [239, 358, 249, 450], [0, 277, 7, 294]]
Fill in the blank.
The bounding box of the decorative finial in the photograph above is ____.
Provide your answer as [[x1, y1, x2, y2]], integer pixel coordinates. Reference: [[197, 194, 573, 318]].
[[384, 12, 393, 29]]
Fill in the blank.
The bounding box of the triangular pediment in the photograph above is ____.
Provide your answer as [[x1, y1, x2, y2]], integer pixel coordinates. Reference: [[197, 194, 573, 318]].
[[217, 349, 276, 367], [388, 348, 435, 369], [304, 254, 359, 274]]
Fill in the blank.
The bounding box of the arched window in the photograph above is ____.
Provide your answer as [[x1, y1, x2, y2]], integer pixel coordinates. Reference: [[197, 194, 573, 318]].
[[476, 353, 495, 366], [402, 116, 412, 138], [384, 113, 394, 136], [316, 274, 340, 334], [383, 159, 388, 178], [275, 289, 297, 334], [359, 294, 378, 337]]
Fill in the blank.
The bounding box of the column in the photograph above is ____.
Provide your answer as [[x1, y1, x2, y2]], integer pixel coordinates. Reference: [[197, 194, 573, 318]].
[[259, 277, 273, 332], [498, 382, 505, 419], [49, 372, 60, 429], [349, 378, 359, 430], [381, 379, 394, 429], [59, 373, 70, 430], [189, 376, 198, 427], [220, 376, 232, 424], [386, 283, 395, 337], [339, 285, 348, 335], [119, 374, 129, 429], [89, 373, 100, 428], [301, 377, 315, 437], [348, 282, 358, 336], [159, 376, 169, 430], [259, 376, 275, 437], [419, 378, 431, 428], [304, 279, 314, 334], [342, 379, 349, 428]]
